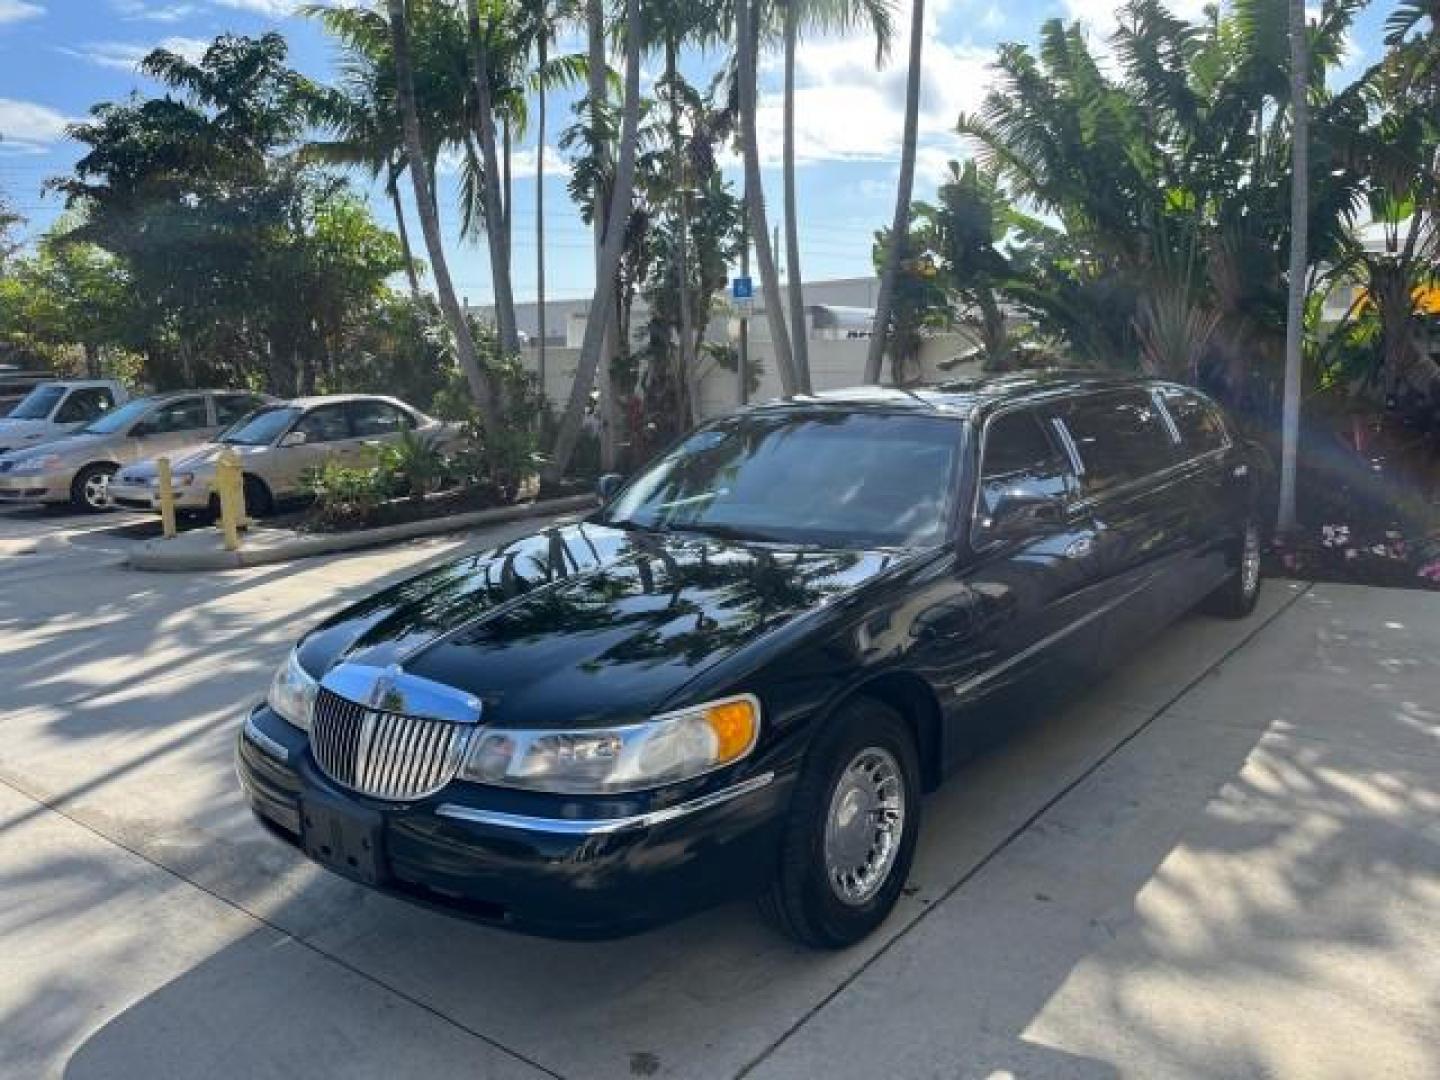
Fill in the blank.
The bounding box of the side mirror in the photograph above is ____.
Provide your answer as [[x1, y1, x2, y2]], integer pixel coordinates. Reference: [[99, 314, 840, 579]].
[[984, 487, 1064, 539], [596, 473, 624, 502], [279, 430, 308, 448]]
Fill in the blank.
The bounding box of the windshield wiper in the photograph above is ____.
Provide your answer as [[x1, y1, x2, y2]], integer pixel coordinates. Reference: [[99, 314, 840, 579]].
[[656, 521, 785, 544]]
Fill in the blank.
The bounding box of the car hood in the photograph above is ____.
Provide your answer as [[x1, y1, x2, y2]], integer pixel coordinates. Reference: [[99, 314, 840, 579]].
[[1, 432, 108, 465], [298, 521, 905, 727], [173, 442, 266, 471], [0, 418, 63, 449]]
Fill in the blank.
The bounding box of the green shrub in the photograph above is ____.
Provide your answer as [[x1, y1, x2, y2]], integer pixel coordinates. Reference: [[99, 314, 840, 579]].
[[374, 429, 448, 500], [303, 458, 391, 529]]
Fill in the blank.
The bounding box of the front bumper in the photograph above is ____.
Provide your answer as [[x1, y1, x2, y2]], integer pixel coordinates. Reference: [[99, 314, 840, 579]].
[[0, 470, 72, 504], [236, 704, 792, 938]]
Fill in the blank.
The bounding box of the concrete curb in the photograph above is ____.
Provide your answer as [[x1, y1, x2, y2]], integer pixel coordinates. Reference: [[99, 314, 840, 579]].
[[125, 493, 597, 572]]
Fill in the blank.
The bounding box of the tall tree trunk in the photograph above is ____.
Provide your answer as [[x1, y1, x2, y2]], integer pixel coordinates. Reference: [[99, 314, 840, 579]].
[[865, 0, 925, 384], [546, 0, 643, 482], [387, 160, 422, 299], [536, 30, 548, 394], [503, 115, 513, 269], [583, 0, 620, 471], [737, 0, 798, 395], [386, 0, 498, 428], [666, 36, 700, 425], [782, 0, 811, 393], [1277, 0, 1308, 532], [464, 0, 521, 358]]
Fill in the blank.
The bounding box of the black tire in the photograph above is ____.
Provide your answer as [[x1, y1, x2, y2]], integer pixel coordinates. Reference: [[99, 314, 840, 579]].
[[70, 463, 118, 513], [759, 696, 921, 949], [1203, 518, 1263, 618], [242, 474, 274, 518]]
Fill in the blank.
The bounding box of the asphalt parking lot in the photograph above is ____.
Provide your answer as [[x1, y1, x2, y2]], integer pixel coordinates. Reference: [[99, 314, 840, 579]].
[[1, 505, 1437, 1080]]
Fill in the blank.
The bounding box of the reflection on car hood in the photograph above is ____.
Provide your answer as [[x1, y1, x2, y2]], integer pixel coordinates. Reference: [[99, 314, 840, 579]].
[[298, 522, 904, 726], [1, 433, 106, 465], [173, 442, 264, 470], [0, 418, 62, 448]]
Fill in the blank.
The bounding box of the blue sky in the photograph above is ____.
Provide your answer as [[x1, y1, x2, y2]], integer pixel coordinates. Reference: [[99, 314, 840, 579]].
[[0, 0, 1394, 304]]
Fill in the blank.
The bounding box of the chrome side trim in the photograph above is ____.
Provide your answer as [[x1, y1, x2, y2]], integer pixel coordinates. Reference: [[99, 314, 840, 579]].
[[243, 711, 290, 763], [320, 663, 483, 725], [434, 772, 777, 836], [949, 578, 1151, 701]]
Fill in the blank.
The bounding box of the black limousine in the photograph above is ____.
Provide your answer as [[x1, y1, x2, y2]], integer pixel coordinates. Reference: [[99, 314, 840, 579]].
[[237, 372, 1265, 947]]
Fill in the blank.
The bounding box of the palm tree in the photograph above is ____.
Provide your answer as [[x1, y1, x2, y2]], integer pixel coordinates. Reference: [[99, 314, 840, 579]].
[[1277, 0, 1308, 532], [463, 0, 521, 358], [865, 0, 924, 384], [737, 0, 799, 395], [547, 0, 645, 481], [781, 0, 893, 393], [385, 0, 499, 426]]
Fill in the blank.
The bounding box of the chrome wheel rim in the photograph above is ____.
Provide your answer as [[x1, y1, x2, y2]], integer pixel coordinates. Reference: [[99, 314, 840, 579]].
[[1241, 523, 1261, 598], [83, 471, 112, 509], [824, 747, 906, 906]]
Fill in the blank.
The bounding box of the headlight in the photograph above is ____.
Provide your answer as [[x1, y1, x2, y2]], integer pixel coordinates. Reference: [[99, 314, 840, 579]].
[[10, 453, 61, 474], [267, 650, 319, 731], [459, 694, 761, 794]]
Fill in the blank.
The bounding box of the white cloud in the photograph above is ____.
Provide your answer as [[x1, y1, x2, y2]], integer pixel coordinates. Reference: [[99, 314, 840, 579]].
[[0, 0, 43, 26], [212, 0, 302, 15], [61, 35, 210, 71], [110, 1, 197, 20], [751, 3, 994, 185], [436, 144, 573, 182], [0, 97, 72, 153]]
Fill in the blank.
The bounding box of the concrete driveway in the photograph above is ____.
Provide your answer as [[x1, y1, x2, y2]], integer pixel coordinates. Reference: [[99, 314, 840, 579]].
[[1, 505, 1436, 1080]]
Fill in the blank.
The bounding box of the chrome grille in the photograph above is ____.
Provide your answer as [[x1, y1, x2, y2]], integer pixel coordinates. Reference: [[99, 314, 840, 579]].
[[310, 688, 469, 801]]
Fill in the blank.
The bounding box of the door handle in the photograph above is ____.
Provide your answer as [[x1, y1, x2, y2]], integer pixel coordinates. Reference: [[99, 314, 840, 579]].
[[1063, 535, 1095, 559]]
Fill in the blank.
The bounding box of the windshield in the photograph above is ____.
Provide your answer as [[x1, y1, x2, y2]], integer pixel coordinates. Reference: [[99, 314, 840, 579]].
[[220, 406, 299, 446], [604, 411, 962, 549], [8, 385, 65, 420], [80, 398, 154, 435]]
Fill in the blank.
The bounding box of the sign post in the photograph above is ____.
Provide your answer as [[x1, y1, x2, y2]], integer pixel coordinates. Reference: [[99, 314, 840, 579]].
[[733, 271, 753, 405]]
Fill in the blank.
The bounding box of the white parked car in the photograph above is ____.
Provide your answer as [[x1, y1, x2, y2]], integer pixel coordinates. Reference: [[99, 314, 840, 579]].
[[0, 379, 130, 455], [109, 394, 460, 517], [0, 390, 274, 511]]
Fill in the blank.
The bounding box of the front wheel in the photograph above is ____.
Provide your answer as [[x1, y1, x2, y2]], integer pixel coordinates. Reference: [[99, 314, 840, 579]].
[[70, 463, 118, 513], [1203, 518, 1263, 618], [759, 697, 921, 949]]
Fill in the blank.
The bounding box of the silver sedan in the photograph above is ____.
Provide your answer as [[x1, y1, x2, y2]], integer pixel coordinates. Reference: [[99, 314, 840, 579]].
[[110, 395, 460, 517], [0, 390, 274, 512]]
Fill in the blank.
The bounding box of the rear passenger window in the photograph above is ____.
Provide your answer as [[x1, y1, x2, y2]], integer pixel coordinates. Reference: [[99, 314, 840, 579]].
[[1160, 388, 1228, 454], [1056, 392, 1177, 496], [976, 410, 1073, 522]]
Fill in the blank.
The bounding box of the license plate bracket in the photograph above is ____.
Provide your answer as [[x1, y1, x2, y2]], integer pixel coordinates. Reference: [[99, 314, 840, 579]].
[[301, 797, 387, 886]]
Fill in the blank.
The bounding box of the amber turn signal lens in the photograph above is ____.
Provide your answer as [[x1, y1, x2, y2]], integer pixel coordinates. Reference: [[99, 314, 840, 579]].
[[704, 698, 759, 763]]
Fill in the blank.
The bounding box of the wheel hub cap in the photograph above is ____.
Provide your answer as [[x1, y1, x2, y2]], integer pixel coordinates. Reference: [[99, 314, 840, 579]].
[[824, 747, 905, 906]]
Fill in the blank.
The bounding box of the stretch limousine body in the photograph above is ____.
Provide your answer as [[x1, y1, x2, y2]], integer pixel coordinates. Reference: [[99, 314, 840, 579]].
[[236, 372, 1265, 947]]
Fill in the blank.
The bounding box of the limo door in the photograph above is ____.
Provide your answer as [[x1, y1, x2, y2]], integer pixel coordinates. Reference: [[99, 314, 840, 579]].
[[933, 407, 1105, 763], [1045, 391, 1195, 671]]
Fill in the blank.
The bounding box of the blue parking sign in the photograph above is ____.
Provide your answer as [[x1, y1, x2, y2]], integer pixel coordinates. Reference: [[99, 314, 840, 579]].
[[731, 276, 754, 300]]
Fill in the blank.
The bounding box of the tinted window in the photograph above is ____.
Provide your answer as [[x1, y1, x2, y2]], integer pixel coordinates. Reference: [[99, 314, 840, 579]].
[[295, 405, 352, 444], [56, 388, 116, 423], [9, 385, 65, 419], [80, 397, 153, 435], [147, 397, 210, 433], [215, 394, 266, 427], [1160, 388, 1227, 454], [976, 410, 1073, 523], [221, 406, 300, 446], [349, 400, 411, 437], [604, 412, 961, 549], [1056, 391, 1176, 495]]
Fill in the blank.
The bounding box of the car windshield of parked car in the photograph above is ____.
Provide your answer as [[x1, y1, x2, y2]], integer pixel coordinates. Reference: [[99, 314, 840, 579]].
[[8, 385, 65, 420], [80, 398, 153, 435], [220, 406, 300, 446], [603, 411, 962, 548]]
